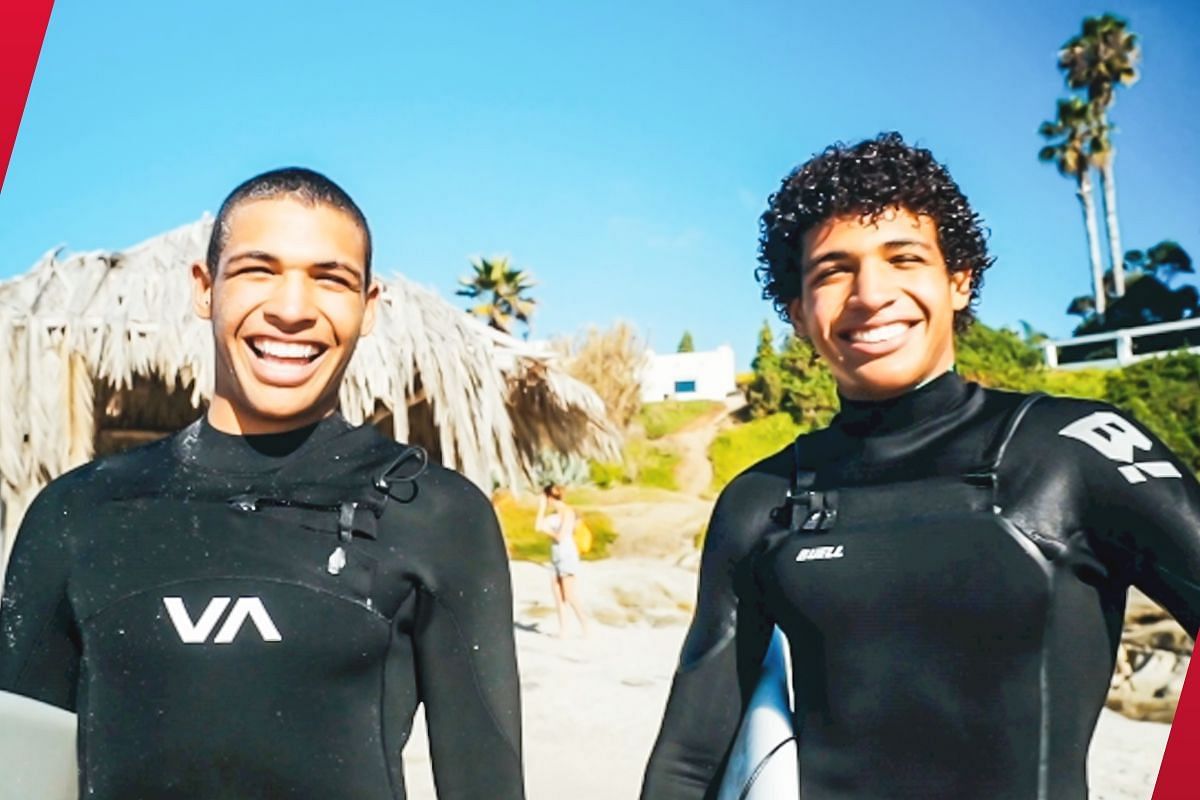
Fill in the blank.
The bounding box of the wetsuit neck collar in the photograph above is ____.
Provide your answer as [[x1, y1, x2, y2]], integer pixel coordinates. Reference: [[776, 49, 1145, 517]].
[[177, 412, 354, 474], [834, 370, 969, 437]]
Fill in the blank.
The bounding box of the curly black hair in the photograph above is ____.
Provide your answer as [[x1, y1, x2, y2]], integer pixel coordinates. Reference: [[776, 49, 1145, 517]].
[[756, 132, 991, 331]]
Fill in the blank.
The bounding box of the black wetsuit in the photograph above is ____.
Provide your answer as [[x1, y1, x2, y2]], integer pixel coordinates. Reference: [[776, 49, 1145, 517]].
[[0, 414, 524, 800], [642, 372, 1200, 800]]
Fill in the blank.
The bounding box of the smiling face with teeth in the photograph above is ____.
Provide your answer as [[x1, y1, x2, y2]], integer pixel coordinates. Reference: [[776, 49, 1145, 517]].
[[788, 207, 972, 401], [191, 197, 379, 434]]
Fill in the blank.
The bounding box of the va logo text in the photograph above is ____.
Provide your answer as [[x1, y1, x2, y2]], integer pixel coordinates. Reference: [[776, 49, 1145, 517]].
[[163, 597, 282, 644]]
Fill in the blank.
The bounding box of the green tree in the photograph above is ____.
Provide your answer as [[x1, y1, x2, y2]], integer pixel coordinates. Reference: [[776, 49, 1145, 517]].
[[745, 322, 838, 430], [1059, 13, 1140, 297], [1040, 97, 1107, 316], [746, 321, 782, 417], [677, 331, 695, 352], [1073, 241, 1199, 335], [1126, 241, 1194, 283], [456, 255, 537, 336], [775, 335, 839, 430]]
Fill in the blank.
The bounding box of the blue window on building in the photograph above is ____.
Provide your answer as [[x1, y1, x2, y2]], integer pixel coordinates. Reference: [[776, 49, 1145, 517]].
[[674, 380, 697, 393]]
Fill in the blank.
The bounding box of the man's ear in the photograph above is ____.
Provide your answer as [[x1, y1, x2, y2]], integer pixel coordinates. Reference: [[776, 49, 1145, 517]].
[[191, 262, 213, 320], [360, 280, 381, 337], [787, 297, 807, 338], [950, 268, 973, 311]]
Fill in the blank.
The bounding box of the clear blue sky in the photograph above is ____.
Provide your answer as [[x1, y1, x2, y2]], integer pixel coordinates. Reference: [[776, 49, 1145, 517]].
[[2, 0, 1198, 367]]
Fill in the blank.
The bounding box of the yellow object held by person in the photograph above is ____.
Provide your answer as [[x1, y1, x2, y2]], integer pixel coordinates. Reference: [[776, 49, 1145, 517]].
[[574, 517, 593, 555]]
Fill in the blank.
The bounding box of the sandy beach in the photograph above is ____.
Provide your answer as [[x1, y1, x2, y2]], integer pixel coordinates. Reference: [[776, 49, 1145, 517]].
[[401, 558, 1171, 800]]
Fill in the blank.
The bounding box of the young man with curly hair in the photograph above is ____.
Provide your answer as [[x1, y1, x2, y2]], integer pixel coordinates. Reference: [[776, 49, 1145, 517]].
[[641, 133, 1200, 799]]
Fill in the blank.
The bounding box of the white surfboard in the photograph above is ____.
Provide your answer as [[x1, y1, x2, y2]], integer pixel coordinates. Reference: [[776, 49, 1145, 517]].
[[0, 691, 78, 800], [717, 626, 799, 800]]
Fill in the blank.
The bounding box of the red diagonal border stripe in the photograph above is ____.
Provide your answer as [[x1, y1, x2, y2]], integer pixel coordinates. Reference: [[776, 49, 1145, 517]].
[[0, 0, 55, 192], [1152, 630, 1200, 798]]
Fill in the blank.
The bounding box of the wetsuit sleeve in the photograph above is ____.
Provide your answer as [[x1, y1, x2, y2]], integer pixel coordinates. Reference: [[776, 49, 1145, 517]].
[[1058, 404, 1200, 636], [413, 481, 524, 799], [641, 478, 774, 800], [0, 480, 82, 710]]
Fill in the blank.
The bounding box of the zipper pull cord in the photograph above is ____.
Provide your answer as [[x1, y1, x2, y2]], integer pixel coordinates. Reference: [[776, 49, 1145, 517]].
[[327, 500, 358, 576], [374, 446, 429, 492]]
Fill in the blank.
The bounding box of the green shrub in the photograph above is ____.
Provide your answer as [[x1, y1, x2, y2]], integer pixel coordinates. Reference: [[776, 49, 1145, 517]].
[[626, 439, 680, 490], [588, 439, 681, 491], [495, 498, 548, 562], [957, 326, 1111, 399], [579, 510, 618, 560], [533, 450, 590, 487], [1104, 353, 1200, 473], [956, 323, 1045, 390], [709, 413, 802, 492], [587, 460, 626, 489], [637, 400, 723, 439], [1036, 368, 1109, 400]]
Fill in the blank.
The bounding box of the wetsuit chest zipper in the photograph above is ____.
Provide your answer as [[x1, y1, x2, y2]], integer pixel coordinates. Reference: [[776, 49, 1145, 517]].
[[227, 495, 365, 577], [227, 445, 430, 579]]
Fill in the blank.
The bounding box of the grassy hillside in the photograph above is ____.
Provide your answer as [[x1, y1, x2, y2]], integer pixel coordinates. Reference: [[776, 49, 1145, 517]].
[[708, 413, 801, 491], [636, 400, 724, 439]]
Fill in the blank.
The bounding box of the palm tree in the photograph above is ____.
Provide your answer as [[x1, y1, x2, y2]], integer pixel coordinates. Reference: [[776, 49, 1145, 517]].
[[456, 255, 537, 336], [1085, 120, 1125, 297], [1040, 96, 1107, 316], [1059, 13, 1140, 297]]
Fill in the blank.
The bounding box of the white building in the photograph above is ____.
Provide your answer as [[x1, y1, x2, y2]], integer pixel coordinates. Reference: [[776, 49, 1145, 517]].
[[640, 345, 737, 402]]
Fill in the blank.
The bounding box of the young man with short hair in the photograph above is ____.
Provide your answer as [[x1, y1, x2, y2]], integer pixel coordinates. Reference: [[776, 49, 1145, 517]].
[[641, 133, 1200, 799], [1, 168, 525, 799]]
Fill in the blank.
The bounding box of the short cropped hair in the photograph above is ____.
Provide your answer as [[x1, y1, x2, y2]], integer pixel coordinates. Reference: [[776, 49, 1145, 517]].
[[205, 167, 373, 283], [756, 132, 991, 331]]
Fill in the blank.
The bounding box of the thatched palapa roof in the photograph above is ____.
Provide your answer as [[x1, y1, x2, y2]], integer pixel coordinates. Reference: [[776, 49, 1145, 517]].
[[0, 217, 618, 556]]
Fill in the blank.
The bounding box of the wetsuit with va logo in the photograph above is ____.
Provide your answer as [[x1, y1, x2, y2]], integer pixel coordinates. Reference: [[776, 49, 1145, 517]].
[[642, 372, 1200, 800], [0, 414, 524, 800]]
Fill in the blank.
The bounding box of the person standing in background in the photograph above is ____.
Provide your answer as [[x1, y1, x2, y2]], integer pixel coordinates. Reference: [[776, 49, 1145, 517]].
[[536, 484, 591, 638]]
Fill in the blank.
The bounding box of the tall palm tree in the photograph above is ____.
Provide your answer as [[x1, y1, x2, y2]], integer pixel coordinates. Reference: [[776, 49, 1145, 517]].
[[1085, 119, 1124, 295], [1040, 96, 1107, 316], [1059, 13, 1140, 297], [456, 255, 537, 336]]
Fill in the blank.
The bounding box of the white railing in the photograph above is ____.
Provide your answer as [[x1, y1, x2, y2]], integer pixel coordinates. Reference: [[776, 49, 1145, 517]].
[[1042, 317, 1200, 369]]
